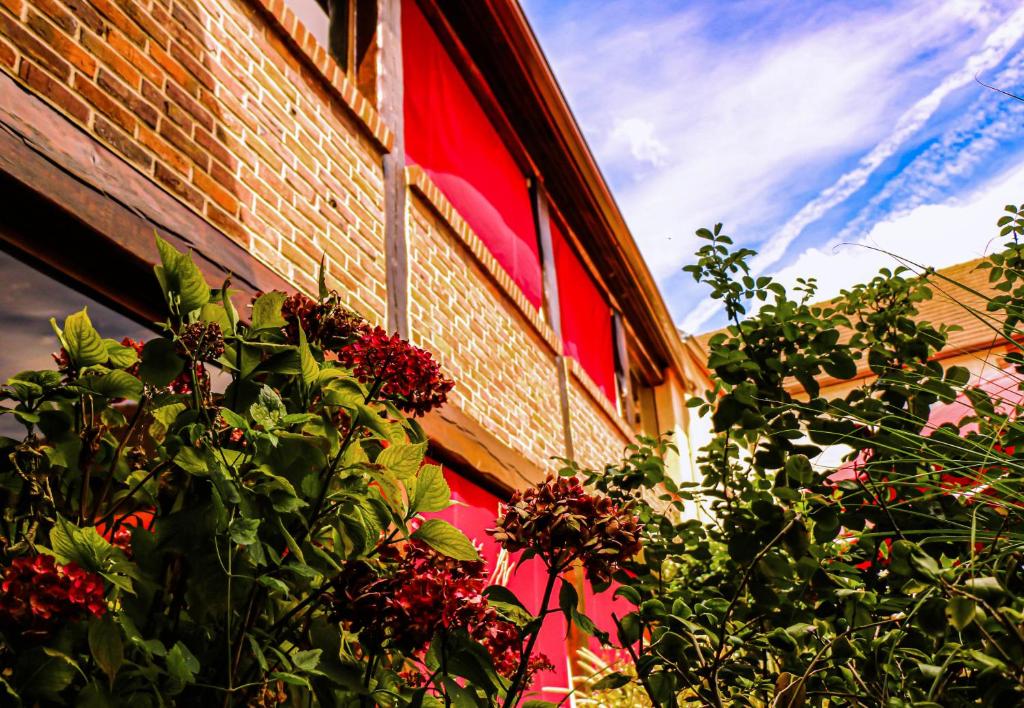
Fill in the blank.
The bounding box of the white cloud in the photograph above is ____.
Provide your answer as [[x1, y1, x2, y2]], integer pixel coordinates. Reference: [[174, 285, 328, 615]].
[[527, 0, 1024, 334], [746, 5, 1024, 277], [768, 160, 1024, 304], [609, 117, 669, 167]]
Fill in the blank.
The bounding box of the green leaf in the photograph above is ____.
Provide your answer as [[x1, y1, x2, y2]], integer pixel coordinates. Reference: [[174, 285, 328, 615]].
[[411, 519, 479, 561], [154, 236, 210, 315], [590, 672, 631, 691], [199, 302, 232, 332], [377, 441, 427, 480], [57, 309, 108, 367], [166, 642, 199, 688], [250, 291, 287, 331], [559, 578, 579, 623], [139, 338, 185, 387], [291, 648, 323, 674], [77, 370, 143, 400], [298, 326, 319, 389], [522, 702, 559, 708], [88, 618, 124, 685], [49, 515, 113, 572], [228, 517, 260, 546], [412, 463, 451, 513], [947, 597, 976, 631], [104, 339, 139, 369], [257, 575, 290, 595]]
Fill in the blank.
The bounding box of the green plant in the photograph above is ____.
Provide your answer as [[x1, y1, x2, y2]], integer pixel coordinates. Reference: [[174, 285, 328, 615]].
[[583, 208, 1024, 706], [0, 238, 629, 707]]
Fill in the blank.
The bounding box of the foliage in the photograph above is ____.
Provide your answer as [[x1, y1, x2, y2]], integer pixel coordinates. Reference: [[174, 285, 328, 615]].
[[0, 238, 630, 707], [581, 207, 1024, 706]]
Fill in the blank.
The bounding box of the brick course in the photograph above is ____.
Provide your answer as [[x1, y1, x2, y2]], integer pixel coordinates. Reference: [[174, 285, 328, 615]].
[[0, 0, 644, 483]]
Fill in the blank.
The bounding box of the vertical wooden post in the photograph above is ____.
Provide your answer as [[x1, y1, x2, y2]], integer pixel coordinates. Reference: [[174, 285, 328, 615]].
[[379, 0, 409, 337], [613, 310, 635, 426], [531, 179, 574, 460]]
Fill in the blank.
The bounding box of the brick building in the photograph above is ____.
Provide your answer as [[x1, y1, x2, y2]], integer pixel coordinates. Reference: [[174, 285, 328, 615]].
[[0, 0, 708, 695]]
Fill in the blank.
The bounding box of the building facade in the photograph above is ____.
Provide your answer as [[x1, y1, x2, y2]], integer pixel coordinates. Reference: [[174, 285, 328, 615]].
[[0, 0, 708, 696]]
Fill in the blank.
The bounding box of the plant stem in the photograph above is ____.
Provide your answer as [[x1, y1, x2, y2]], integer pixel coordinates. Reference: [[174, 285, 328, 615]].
[[502, 567, 560, 708]]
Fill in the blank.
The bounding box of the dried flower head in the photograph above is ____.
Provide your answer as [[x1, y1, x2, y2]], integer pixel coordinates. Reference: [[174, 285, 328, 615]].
[[0, 554, 106, 637], [280, 292, 368, 349], [337, 327, 454, 416], [177, 322, 225, 362], [488, 476, 642, 584], [329, 540, 551, 681]]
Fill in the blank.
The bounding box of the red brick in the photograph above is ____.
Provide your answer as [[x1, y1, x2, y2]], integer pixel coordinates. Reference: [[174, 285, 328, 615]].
[[0, 0, 22, 17], [138, 122, 189, 174], [158, 116, 208, 171], [90, 0, 146, 47], [193, 167, 238, 215], [107, 27, 161, 86], [206, 201, 247, 242], [166, 78, 212, 131], [19, 61, 87, 121], [33, 0, 76, 34], [93, 114, 151, 169], [116, 0, 167, 48], [169, 40, 213, 92], [25, 10, 96, 77], [0, 35, 15, 69], [149, 42, 196, 95], [0, 11, 70, 80], [74, 73, 135, 132], [59, 0, 105, 34], [81, 28, 141, 88], [96, 68, 158, 128], [194, 125, 237, 171], [154, 160, 203, 209]]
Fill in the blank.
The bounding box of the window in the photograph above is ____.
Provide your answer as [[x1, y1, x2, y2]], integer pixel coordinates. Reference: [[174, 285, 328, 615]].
[[0, 249, 151, 437], [402, 0, 543, 309], [550, 217, 616, 404], [284, 0, 379, 102]]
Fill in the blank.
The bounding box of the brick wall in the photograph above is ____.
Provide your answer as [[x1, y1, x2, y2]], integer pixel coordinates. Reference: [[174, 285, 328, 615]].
[[406, 171, 566, 473], [567, 360, 631, 472], [0, 0, 646, 485], [0, 0, 388, 320]]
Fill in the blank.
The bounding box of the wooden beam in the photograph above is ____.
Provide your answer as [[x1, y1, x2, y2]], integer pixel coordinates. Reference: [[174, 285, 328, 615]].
[[380, 0, 409, 337], [531, 179, 573, 460]]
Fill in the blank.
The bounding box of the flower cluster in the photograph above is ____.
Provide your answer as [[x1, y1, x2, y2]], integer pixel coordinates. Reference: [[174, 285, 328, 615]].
[[489, 476, 642, 584], [0, 555, 106, 637], [337, 327, 454, 416], [177, 322, 225, 362], [329, 540, 551, 682], [279, 292, 368, 349], [121, 338, 207, 396]]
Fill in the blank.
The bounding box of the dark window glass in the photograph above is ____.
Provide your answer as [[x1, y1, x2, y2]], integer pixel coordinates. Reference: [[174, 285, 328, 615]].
[[0, 249, 151, 436]]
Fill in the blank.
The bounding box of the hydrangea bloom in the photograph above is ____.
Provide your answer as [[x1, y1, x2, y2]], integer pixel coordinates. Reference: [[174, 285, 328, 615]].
[[280, 292, 368, 349], [0, 555, 106, 637], [337, 327, 454, 416], [329, 540, 551, 682], [488, 476, 642, 584]]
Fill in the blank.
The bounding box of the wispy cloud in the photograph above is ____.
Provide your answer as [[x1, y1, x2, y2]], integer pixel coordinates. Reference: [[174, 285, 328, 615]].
[[524, 0, 1024, 334]]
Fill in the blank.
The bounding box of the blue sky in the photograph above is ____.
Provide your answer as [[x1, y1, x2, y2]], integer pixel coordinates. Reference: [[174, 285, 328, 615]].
[[521, 0, 1024, 333]]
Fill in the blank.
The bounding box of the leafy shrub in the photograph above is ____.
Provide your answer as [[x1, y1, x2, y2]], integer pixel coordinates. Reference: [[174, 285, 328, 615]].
[[0, 238, 634, 707], [584, 207, 1024, 706]]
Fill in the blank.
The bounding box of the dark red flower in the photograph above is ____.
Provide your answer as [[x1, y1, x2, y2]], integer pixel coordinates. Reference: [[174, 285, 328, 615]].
[[488, 476, 642, 584], [279, 292, 368, 349], [329, 541, 550, 681], [177, 322, 225, 362], [0, 554, 106, 637], [337, 327, 454, 416]]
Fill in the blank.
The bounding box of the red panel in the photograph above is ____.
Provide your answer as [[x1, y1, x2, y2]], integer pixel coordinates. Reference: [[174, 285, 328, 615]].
[[551, 217, 617, 403], [402, 1, 543, 308], [428, 465, 570, 702]]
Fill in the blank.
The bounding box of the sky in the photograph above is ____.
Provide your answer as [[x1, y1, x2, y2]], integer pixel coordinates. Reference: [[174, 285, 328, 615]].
[[520, 0, 1024, 334]]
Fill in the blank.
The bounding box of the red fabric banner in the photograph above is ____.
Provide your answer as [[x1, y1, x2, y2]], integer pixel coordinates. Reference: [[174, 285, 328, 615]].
[[402, 1, 543, 308], [427, 465, 570, 702], [551, 217, 617, 403]]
